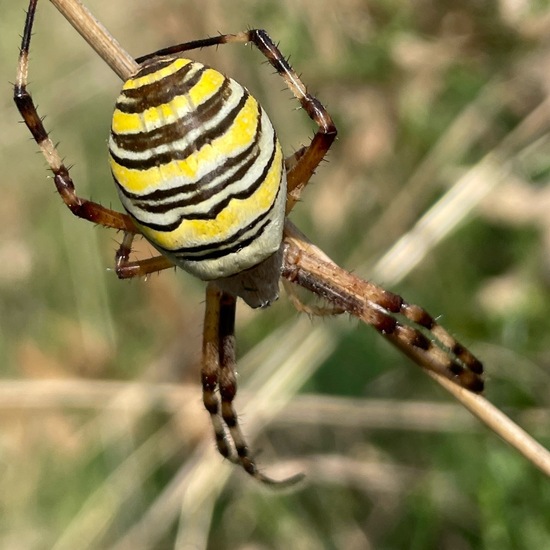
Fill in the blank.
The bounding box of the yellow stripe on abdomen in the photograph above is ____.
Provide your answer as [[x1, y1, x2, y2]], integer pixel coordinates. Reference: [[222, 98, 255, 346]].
[[110, 93, 259, 194], [136, 142, 283, 250], [111, 67, 226, 135]]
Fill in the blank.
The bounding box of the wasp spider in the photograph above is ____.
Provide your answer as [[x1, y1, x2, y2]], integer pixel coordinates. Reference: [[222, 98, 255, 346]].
[[14, 0, 483, 486]]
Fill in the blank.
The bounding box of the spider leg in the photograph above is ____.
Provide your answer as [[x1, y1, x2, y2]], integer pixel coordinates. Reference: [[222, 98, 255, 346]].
[[136, 30, 337, 214], [284, 146, 307, 173], [202, 284, 233, 461], [13, 0, 135, 233], [282, 239, 484, 392], [115, 232, 175, 279], [282, 279, 344, 317], [203, 284, 304, 486]]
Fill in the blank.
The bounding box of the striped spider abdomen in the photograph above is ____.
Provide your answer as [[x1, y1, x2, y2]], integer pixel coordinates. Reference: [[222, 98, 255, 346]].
[[109, 56, 287, 307]]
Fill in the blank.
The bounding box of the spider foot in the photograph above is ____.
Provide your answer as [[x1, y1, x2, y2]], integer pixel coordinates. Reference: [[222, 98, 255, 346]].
[[227, 452, 306, 488]]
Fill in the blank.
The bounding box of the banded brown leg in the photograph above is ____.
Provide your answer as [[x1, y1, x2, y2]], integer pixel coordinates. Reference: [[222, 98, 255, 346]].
[[202, 284, 305, 486], [135, 29, 338, 214], [13, 0, 136, 234], [282, 237, 484, 393]]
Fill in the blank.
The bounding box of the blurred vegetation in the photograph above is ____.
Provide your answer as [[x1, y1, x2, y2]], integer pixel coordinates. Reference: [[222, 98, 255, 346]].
[[1, 0, 550, 548]]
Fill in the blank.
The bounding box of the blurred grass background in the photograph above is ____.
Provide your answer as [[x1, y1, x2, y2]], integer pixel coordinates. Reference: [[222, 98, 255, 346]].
[[1, 0, 550, 548]]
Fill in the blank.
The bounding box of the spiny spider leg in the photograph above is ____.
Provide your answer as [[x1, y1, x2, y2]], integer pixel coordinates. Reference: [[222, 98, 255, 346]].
[[135, 29, 337, 214], [13, 0, 136, 234], [115, 232, 175, 279], [282, 240, 484, 392], [203, 284, 304, 486]]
